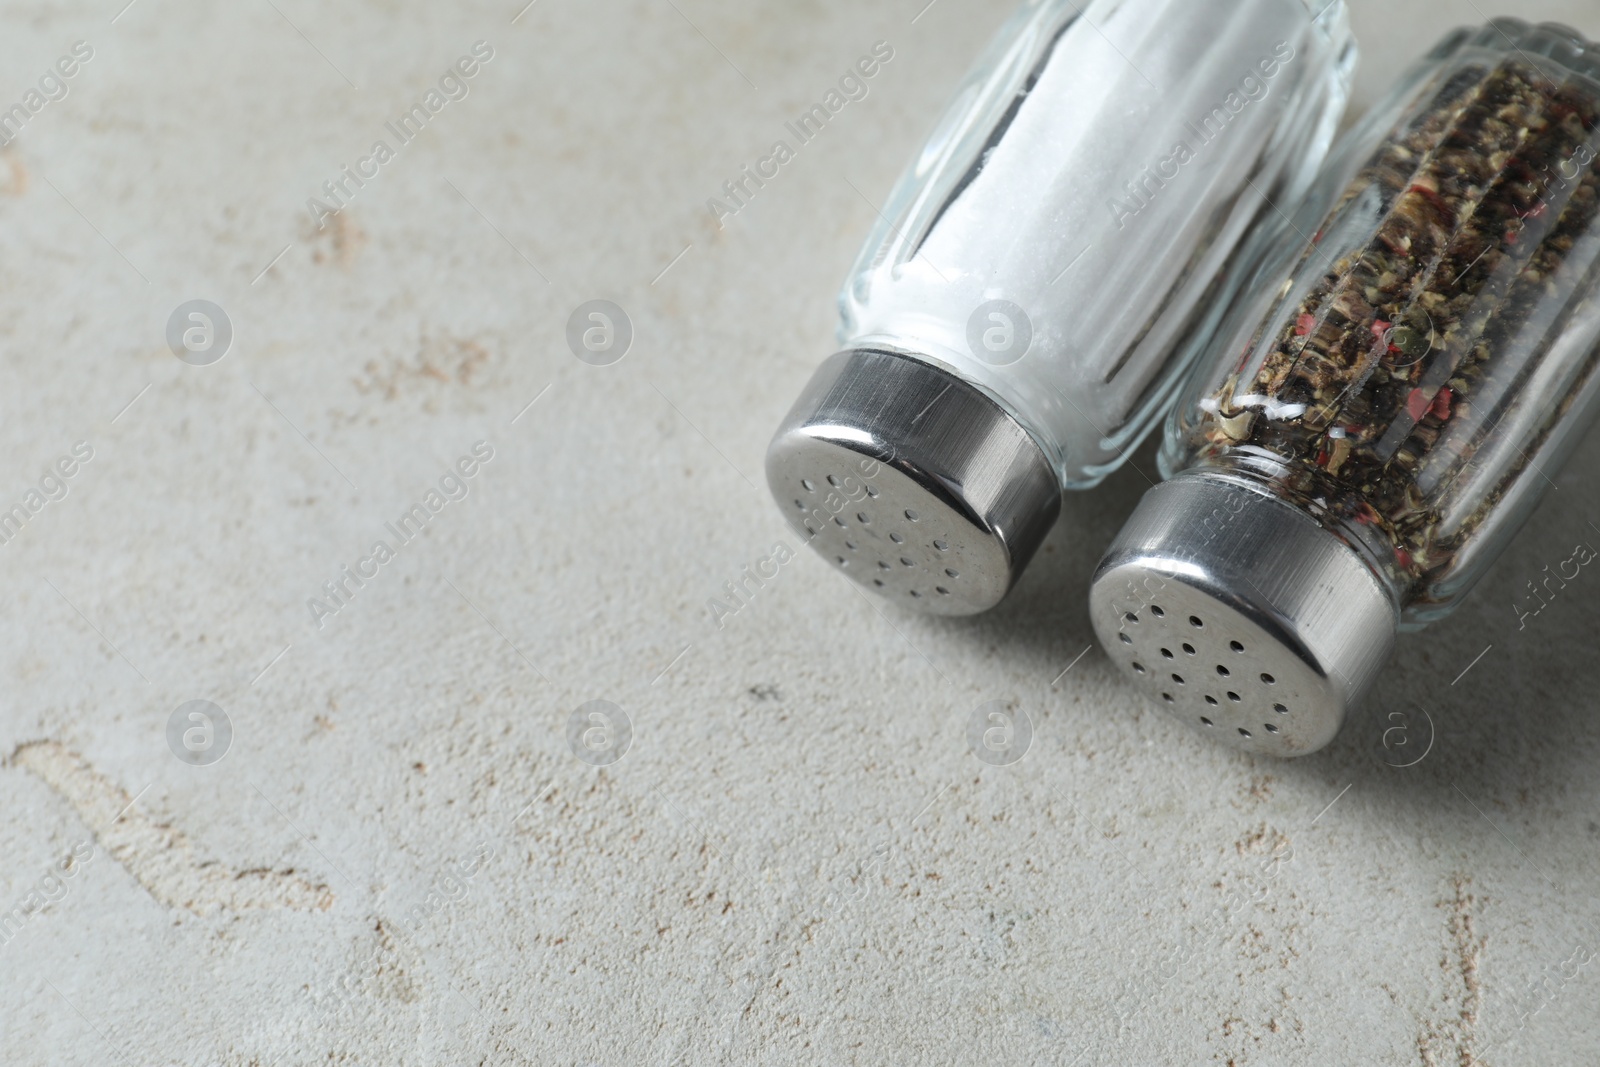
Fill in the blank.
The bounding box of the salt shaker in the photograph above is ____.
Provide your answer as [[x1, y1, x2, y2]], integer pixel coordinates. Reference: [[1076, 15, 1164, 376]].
[[766, 0, 1356, 614], [1092, 20, 1600, 755]]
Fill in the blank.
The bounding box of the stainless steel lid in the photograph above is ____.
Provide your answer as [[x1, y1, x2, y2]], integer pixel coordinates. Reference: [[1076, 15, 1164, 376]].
[[1088, 473, 1398, 756], [766, 349, 1059, 616]]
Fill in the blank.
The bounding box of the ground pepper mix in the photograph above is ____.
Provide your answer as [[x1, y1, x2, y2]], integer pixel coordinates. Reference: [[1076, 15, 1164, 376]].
[[1191, 33, 1600, 603]]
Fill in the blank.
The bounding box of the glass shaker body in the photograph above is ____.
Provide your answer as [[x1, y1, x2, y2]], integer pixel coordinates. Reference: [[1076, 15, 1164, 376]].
[[769, 0, 1356, 615], [1094, 20, 1600, 756], [841, 0, 1356, 489], [1165, 19, 1600, 625]]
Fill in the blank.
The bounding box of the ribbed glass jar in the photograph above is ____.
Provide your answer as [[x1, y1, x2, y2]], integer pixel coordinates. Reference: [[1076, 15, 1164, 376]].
[[1163, 19, 1600, 627], [838, 0, 1357, 488]]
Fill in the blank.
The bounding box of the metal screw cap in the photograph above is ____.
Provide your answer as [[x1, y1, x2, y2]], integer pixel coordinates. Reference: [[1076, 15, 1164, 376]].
[[1089, 473, 1398, 756], [766, 348, 1059, 616]]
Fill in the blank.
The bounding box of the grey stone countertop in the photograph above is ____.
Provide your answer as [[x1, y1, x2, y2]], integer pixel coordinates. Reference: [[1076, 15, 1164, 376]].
[[0, 1, 1597, 1064]]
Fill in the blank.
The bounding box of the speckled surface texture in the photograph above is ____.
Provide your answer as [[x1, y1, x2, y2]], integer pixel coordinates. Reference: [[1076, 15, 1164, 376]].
[[2, 1, 1599, 1064]]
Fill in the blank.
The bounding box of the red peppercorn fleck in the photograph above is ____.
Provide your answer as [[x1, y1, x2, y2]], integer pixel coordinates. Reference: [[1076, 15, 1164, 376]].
[[1430, 386, 1453, 420], [1406, 388, 1431, 421], [1407, 183, 1452, 220]]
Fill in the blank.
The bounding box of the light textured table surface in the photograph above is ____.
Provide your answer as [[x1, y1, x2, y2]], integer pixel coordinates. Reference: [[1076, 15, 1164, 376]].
[[2, 1, 1599, 1064]]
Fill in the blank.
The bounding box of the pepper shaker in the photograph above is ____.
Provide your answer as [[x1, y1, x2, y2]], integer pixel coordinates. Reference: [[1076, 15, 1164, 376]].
[[1092, 20, 1600, 755], [767, 0, 1357, 614]]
